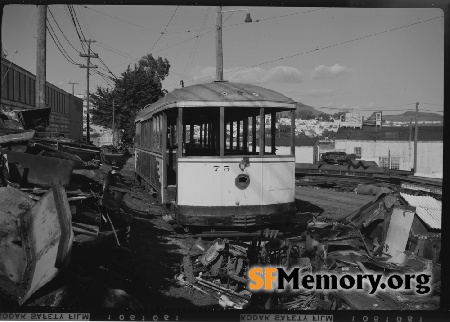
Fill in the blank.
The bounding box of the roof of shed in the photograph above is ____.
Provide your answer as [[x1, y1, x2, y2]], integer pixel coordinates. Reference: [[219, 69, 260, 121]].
[[335, 126, 443, 142], [400, 193, 441, 230]]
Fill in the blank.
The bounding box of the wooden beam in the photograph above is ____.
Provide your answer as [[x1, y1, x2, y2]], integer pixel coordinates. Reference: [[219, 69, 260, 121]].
[[252, 115, 256, 153], [271, 111, 276, 154], [208, 123, 212, 149], [243, 117, 248, 153], [229, 121, 233, 150], [183, 123, 186, 150], [161, 112, 168, 202], [220, 107, 224, 156], [291, 109, 296, 156], [52, 180, 72, 269], [237, 120, 241, 151], [259, 108, 265, 156], [177, 107, 183, 158]]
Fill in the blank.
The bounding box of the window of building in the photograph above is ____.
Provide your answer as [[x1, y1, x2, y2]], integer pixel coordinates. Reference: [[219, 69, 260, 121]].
[[379, 156, 389, 168], [354, 147, 362, 157], [390, 157, 400, 170]]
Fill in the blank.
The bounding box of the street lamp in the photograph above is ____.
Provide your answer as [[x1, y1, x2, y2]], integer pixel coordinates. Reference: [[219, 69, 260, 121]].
[[216, 7, 252, 82]]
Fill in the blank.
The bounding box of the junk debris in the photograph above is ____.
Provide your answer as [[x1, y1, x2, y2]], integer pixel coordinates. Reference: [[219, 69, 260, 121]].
[[0, 182, 73, 305], [176, 184, 440, 310], [0, 117, 132, 305]]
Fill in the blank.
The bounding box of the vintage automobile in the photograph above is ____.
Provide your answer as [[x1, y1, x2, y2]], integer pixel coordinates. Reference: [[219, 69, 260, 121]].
[[320, 151, 357, 164]]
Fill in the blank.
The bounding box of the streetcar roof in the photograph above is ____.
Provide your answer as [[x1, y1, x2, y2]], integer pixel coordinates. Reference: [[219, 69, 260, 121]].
[[135, 82, 296, 122]]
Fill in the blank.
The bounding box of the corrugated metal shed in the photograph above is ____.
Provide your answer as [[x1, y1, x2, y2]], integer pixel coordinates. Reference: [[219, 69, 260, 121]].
[[335, 126, 443, 142], [400, 193, 441, 229]]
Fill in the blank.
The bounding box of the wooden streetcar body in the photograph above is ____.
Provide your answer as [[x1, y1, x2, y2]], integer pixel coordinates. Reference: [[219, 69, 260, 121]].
[[134, 82, 297, 228]]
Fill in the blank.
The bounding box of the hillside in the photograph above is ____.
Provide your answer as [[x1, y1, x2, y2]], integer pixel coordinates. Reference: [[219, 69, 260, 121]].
[[280, 102, 328, 118], [383, 111, 443, 123], [294, 102, 324, 116]]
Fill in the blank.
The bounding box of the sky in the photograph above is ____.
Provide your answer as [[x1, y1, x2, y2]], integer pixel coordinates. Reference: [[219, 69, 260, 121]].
[[1, 4, 445, 117]]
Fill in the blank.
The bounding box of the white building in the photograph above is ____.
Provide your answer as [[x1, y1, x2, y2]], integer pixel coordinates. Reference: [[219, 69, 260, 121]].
[[335, 126, 443, 174], [257, 137, 319, 164]]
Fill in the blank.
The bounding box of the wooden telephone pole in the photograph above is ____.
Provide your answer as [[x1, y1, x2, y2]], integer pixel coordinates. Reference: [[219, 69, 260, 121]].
[[79, 39, 98, 143], [36, 5, 47, 108], [216, 6, 223, 82]]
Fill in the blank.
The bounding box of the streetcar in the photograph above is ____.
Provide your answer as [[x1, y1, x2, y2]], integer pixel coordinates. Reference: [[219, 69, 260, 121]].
[[134, 81, 297, 228]]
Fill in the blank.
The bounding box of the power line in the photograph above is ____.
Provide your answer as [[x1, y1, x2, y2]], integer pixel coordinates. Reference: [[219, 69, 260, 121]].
[[147, 6, 179, 54], [177, 14, 444, 87], [46, 19, 80, 65], [183, 7, 211, 76], [98, 56, 118, 79], [96, 41, 138, 60], [420, 102, 443, 107], [48, 6, 81, 53], [82, 5, 160, 34], [70, 5, 87, 44], [76, 5, 94, 39], [67, 5, 87, 52]]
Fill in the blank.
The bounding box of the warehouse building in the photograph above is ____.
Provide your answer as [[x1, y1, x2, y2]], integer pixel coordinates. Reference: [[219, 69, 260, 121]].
[[1, 57, 83, 140]]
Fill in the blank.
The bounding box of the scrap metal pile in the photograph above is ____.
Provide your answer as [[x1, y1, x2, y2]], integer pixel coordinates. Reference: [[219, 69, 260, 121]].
[[177, 185, 441, 310], [0, 108, 132, 305]]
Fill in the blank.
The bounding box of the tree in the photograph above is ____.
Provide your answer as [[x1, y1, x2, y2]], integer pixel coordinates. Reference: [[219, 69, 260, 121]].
[[318, 113, 332, 122], [332, 111, 347, 120], [91, 54, 170, 144]]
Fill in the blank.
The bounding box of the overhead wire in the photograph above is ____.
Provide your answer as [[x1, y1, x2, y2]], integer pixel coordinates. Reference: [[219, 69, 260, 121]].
[[48, 6, 81, 53], [147, 6, 179, 54], [46, 18, 80, 65], [69, 5, 88, 44], [420, 102, 443, 107], [66, 5, 87, 52], [183, 7, 211, 76], [174, 15, 444, 87], [76, 5, 95, 39], [81, 5, 160, 34]]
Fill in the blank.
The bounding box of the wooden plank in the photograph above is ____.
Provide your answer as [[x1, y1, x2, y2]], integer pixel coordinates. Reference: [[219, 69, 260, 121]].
[[383, 207, 415, 257], [52, 181, 73, 269]]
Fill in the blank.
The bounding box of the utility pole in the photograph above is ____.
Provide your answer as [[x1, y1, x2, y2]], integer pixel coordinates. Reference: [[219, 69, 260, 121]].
[[68, 82, 78, 95], [79, 39, 98, 144], [413, 102, 419, 173], [112, 99, 115, 147], [36, 5, 47, 108], [215, 7, 251, 82], [216, 6, 223, 82]]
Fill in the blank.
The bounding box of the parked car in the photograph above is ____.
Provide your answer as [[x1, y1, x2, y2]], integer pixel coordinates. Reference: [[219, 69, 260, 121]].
[[320, 151, 357, 165]]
